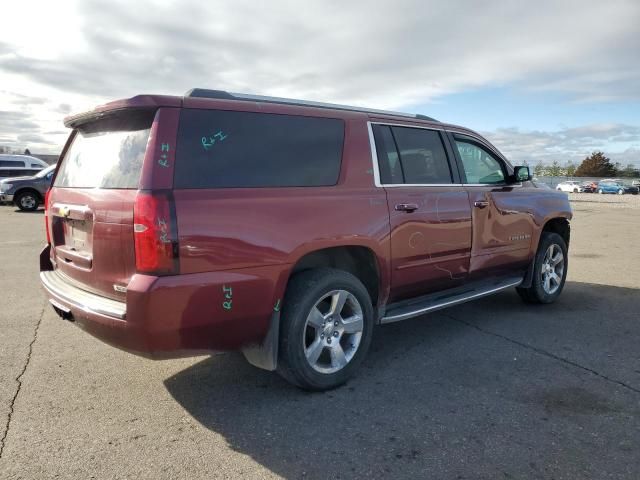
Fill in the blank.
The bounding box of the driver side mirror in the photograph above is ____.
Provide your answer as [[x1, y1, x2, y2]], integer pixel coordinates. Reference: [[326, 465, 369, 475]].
[[513, 166, 531, 183]]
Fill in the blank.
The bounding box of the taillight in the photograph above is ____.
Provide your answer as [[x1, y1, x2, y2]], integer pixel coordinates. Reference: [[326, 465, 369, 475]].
[[133, 190, 179, 275], [44, 188, 51, 244]]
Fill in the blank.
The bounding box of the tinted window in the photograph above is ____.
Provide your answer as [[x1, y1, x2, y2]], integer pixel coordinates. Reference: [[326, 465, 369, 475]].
[[0, 160, 24, 167], [455, 138, 505, 184], [54, 110, 154, 189], [175, 109, 344, 188], [391, 127, 452, 184]]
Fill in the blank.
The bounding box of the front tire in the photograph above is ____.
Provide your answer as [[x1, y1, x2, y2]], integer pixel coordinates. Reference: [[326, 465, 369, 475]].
[[15, 191, 40, 211], [277, 268, 374, 391], [598, 189, 603, 194], [618, 189, 624, 195], [517, 232, 568, 304]]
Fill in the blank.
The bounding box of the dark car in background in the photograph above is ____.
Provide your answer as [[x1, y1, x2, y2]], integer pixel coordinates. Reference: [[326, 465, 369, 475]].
[[0, 164, 56, 211], [580, 181, 598, 193]]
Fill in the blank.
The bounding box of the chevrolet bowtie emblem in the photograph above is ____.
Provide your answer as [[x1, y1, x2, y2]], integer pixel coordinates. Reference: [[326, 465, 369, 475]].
[[59, 206, 71, 217]]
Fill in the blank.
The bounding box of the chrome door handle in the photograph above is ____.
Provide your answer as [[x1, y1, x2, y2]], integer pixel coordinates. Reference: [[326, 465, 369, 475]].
[[474, 200, 489, 209], [395, 203, 419, 212]]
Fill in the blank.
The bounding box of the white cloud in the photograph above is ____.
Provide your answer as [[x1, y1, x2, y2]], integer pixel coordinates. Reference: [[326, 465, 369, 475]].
[[484, 124, 640, 165], [0, 0, 639, 154]]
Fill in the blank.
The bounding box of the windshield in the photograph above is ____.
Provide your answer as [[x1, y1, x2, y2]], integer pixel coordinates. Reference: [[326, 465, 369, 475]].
[[35, 164, 56, 178]]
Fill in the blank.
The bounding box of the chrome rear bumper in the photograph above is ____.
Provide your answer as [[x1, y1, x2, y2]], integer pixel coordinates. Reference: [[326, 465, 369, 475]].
[[40, 270, 126, 319]]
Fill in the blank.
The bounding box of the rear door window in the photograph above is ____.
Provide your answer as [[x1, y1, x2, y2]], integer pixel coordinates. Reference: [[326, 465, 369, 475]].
[[54, 110, 155, 189], [175, 109, 344, 188], [373, 125, 453, 185]]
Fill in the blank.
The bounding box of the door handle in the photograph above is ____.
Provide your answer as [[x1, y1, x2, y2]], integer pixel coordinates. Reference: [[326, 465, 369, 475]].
[[474, 200, 489, 209], [395, 203, 419, 212]]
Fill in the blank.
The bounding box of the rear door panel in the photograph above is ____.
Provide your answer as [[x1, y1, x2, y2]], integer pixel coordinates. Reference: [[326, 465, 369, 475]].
[[385, 187, 472, 301]]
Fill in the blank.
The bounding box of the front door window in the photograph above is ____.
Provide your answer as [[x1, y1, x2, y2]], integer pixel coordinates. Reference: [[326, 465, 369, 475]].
[[455, 139, 505, 185]]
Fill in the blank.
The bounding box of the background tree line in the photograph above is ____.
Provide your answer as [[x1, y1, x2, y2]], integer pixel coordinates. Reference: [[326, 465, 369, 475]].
[[533, 152, 639, 178]]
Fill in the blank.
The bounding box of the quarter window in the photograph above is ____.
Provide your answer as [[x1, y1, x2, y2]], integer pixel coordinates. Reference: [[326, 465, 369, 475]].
[[175, 109, 344, 188], [454, 138, 505, 185]]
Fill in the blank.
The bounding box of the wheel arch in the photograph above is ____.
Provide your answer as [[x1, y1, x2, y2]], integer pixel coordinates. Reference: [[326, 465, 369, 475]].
[[242, 244, 386, 373], [542, 217, 570, 247], [521, 216, 570, 289], [287, 245, 383, 308], [13, 187, 43, 204]]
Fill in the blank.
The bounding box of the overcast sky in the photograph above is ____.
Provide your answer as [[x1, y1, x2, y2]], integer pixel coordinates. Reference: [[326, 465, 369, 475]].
[[1, 0, 639, 165]]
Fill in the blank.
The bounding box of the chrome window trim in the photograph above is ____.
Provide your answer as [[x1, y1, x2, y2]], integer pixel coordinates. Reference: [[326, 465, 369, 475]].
[[367, 121, 523, 189], [380, 183, 463, 188], [463, 183, 523, 188], [366, 121, 384, 188]]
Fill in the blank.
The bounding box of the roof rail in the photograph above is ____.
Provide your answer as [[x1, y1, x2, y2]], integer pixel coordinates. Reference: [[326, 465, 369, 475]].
[[184, 88, 437, 122]]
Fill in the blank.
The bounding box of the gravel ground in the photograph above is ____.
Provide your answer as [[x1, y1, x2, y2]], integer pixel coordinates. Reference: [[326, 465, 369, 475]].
[[567, 191, 640, 207], [0, 196, 639, 480]]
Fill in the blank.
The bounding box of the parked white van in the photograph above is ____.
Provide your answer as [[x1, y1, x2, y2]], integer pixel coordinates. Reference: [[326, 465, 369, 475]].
[[0, 154, 48, 178]]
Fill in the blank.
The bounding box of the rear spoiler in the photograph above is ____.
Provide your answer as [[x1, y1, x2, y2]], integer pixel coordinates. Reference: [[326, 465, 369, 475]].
[[64, 95, 182, 128]]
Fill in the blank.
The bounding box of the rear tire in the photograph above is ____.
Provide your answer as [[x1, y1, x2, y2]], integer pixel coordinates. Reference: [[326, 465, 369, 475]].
[[277, 268, 374, 391], [618, 189, 624, 195], [598, 189, 603, 194], [517, 232, 568, 304], [15, 191, 40, 211]]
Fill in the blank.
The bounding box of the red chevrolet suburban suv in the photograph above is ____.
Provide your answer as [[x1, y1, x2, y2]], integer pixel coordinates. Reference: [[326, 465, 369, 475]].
[[40, 89, 572, 390]]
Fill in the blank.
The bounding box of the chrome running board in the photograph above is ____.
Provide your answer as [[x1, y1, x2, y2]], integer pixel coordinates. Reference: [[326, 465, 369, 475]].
[[381, 276, 523, 324]]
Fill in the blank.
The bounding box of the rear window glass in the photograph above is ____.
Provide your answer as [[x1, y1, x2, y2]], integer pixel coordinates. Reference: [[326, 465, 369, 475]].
[[54, 110, 155, 189], [175, 109, 344, 188]]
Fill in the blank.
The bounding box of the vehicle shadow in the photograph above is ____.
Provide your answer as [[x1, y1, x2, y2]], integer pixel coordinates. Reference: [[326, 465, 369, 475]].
[[164, 281, 640, 479], [12, 208, 44, 214]]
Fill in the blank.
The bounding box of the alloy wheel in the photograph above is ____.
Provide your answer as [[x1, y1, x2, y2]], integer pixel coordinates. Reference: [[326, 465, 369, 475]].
[[541, 244, 564, 295], [303, 289, 364, 374]]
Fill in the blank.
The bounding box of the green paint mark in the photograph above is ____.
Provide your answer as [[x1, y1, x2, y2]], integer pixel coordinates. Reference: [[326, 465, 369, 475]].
[[158, 143, 170, 167], [202, 130, 229, 150], [273, 299, 281, 312], [213, 130, 228, 142], [222, 285, 233, 311]]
